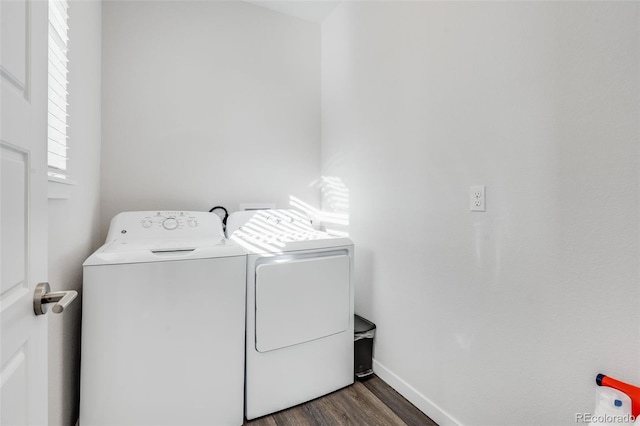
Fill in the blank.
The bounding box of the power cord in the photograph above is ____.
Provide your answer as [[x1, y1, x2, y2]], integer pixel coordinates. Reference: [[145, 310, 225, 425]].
[[209, 206, 229, 230]]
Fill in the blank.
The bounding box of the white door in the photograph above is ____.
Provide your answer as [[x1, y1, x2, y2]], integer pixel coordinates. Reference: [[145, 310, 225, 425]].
[[1, 0, 49, 424]]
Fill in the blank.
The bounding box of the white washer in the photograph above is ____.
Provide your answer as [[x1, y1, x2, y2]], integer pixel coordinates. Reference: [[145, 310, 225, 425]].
[[226, 209, 354, 420], [80, 211, 246, 426]]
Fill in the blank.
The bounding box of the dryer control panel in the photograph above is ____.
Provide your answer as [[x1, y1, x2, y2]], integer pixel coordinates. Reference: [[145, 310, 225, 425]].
[[105, 211, 225, 243], [225, 209, 314, 237]]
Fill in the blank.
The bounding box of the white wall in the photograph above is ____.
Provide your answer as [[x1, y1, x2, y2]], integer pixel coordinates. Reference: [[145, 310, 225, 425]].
[[101, 1, 320, 234], [321, 2, 639, 425], [47, 1, 102, 425]]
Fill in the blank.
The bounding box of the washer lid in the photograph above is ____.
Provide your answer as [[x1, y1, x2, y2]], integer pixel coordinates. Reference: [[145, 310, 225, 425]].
[[83, 237, 245, 266], [102, 237, 224, 252]]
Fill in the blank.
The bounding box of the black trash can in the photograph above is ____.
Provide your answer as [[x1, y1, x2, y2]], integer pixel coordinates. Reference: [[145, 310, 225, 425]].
[[354, 314, 376, 379]]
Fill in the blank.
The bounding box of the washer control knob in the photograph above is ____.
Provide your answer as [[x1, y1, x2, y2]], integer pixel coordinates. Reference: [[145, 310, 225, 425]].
[[163, 218, 178, 230], [142, 219, 153, 228], [188, 219, 198, 227]]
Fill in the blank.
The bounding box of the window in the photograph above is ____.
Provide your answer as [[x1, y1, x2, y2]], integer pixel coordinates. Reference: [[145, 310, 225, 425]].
[[47, 0, 69, 181]]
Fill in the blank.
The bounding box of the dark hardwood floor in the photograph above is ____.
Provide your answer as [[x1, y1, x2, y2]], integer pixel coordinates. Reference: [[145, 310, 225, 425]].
[[244, 375, 438, 426]]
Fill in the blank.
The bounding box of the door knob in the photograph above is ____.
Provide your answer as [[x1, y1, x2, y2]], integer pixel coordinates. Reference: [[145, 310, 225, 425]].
[[33, 282, 78, 315]]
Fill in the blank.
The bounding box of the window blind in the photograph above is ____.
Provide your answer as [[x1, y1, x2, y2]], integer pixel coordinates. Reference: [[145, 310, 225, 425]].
[[47, 0, 69, 178]]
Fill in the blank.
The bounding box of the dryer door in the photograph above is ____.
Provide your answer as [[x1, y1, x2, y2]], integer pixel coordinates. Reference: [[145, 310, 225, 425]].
[[255, 254, 350, 352]]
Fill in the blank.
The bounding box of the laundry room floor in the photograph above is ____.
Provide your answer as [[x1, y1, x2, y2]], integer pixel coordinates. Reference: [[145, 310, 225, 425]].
[[244, 375, 438, 426]]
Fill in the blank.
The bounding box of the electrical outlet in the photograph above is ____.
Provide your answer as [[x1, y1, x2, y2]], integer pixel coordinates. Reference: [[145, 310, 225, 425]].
[[470, 185, 485, 212]]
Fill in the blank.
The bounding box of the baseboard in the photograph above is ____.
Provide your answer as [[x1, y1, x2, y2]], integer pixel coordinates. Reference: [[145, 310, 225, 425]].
[[372, 359, 463, 426]]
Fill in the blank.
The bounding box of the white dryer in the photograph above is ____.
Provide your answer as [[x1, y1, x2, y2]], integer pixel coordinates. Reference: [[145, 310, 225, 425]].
[[80, 211, 246, 426], [226, 209, 354, 420]]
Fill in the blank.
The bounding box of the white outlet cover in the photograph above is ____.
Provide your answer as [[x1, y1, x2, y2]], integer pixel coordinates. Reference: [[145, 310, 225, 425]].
[[470, 185, 486, 212]]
